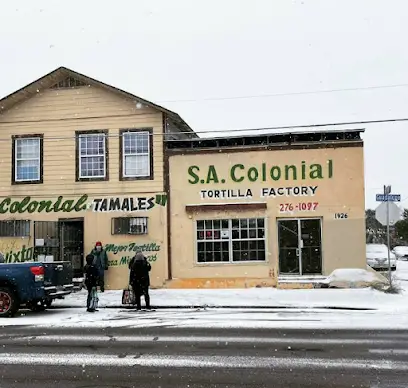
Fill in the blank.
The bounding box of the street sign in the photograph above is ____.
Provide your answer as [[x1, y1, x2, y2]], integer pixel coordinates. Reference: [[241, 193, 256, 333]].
[[375, 202, 403, 226], [376, 194, 401, 202]]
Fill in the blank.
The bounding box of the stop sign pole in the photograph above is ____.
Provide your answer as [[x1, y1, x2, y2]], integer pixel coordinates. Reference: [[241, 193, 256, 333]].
[[385, 185, 391, 285], [375, 185, 402, 285]]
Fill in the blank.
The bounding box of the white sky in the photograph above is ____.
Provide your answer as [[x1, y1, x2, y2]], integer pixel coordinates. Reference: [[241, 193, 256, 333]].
[[0, 0, 407, 209]]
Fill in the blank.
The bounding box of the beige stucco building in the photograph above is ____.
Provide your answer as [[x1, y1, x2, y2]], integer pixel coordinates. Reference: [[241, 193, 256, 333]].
[[0, 67, 366, 290], [166, 132, 366, 288]]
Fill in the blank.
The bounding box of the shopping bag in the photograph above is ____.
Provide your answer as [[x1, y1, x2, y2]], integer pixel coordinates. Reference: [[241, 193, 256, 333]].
[[122, 288, 135, 305], [89, 287, 99, 310]]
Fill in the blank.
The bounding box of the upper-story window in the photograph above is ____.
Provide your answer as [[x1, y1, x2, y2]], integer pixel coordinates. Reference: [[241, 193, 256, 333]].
[[12, 135, 43, 184], [76, 130, 109, 181], [120, 129, 153, 180]]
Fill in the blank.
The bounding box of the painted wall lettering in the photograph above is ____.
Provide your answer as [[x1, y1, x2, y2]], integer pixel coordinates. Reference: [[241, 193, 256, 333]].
[[200, 189, 253, 199], [261, 186, 317, 197], [279, 202, 319, 213], [105, 242, 162, 267], [0, 244, 35, 263], [188, 161, 333, 184], [0, 195, 89, 214], [199, 186, 318, 200], [0, 194, 167, 215]]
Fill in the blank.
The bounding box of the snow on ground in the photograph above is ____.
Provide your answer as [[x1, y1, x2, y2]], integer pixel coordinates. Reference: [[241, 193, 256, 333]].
[[53, 286, 407, 311], [54, 263, 408, 311], [2, 306, 408, 330], [0, 262, 407, 329]]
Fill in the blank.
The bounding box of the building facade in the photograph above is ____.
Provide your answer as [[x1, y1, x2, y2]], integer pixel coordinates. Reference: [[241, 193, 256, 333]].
[[0, 67, 366, 290], [166, 131, 366, 288], [0, 67, 194, 289]]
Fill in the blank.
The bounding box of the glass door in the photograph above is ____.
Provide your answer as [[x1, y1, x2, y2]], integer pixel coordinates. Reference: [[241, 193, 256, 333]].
[[278, 218, 322, 275], [278, 219, 301, 274], [300, 219, 322, 275]]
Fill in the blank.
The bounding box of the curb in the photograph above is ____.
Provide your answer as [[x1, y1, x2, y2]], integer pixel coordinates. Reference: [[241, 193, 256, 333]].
[[51, 305, 377, 311]]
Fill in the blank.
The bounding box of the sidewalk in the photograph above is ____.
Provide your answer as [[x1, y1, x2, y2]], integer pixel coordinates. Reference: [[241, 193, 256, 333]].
[[53, 261, 408, 311], [53, 283, 408, 311]]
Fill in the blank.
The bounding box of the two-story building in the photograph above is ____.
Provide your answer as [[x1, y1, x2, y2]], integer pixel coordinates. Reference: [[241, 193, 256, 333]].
[[0, 67, 196, 290]]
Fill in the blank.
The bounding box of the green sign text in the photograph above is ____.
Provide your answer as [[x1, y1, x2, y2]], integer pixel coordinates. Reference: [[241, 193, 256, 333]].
[[0, 195, 89, 214], [188, 160, 333, 184]]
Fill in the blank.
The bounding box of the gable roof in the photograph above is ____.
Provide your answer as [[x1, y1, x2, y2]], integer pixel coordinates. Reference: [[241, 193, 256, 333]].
[[0, 66, 196, 136]]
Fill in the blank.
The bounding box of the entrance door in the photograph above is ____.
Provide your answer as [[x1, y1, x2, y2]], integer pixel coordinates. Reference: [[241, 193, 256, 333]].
[[60, 219, 84, 278], [278, 218, 322, 275]]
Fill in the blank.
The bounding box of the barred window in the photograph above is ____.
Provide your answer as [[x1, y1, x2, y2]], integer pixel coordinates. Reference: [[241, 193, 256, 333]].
[[196, 218, 266, 263], [112, 217, 148, 235], [0, 220, 30, 237]]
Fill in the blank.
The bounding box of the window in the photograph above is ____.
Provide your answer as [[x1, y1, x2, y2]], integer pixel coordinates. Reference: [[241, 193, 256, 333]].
[[120, 129, 152, 180], [50, 77, 87, 89], [112, 217, 148, 235], [12, 135, 43, 183], [76, 131, 108, 181], [196, 218, 266, 263], [0, 220, 30, 237]]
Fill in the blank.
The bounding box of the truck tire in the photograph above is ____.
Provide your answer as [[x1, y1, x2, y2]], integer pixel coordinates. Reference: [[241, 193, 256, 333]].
[[0, 287, 19, 317]]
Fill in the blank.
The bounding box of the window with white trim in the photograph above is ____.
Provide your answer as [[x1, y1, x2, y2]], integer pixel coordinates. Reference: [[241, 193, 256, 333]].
[[14, 137, 41, 182], [196, 218, 266, 263], [112, 217, 148, 235], [78, 132, 107, 179], [0, 220, 30, 237], [122, 131, 150, 178]]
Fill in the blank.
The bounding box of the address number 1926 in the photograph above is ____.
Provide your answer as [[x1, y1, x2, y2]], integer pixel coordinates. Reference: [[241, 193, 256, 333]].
[[334, 213, 348, 219]]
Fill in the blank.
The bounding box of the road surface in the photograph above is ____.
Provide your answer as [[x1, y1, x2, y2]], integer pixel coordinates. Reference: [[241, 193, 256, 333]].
[[0, 325, 407, 387]]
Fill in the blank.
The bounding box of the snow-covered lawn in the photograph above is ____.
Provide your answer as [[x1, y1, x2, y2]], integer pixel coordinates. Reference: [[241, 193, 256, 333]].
[[0, 261, 407, 329]]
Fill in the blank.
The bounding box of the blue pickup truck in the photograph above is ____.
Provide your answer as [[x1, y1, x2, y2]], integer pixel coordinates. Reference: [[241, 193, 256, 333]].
[[0, 261, 73, 317]]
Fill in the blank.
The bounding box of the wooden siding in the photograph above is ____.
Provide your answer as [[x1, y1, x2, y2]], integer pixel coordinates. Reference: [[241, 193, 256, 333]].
[[0, 86, 165, 197]]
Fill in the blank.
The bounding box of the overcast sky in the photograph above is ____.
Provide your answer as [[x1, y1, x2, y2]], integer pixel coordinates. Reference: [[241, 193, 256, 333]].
[[0, 0, 407, 209]]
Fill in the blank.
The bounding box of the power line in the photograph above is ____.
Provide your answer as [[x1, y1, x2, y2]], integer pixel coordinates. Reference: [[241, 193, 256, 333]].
[[156, 82, 408, 104], [1, 115, 408, 141]]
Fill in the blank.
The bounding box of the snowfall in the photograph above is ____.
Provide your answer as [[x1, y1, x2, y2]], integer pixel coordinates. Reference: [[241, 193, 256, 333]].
[[1, 261, 408, 330]]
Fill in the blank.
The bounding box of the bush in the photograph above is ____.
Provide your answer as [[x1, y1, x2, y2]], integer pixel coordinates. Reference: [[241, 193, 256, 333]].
[[371, 280, 402, 294]]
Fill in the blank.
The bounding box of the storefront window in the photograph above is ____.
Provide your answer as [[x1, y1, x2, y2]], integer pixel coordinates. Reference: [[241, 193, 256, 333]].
[[196, 218, 266, 263]]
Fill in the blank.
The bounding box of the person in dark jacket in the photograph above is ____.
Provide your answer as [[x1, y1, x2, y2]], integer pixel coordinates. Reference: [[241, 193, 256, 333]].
[[128, 251, 152, 310], [84, 254, 99, 312], [89, 241, 109, 292]]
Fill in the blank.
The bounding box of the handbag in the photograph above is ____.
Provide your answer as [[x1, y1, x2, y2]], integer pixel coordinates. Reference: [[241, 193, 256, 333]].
[[122, 287, 135, 305]]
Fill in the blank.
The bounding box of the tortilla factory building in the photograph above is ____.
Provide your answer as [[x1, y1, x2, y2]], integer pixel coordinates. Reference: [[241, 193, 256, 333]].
[[0, 66, 366, 290], [166, 130, 366, 288]]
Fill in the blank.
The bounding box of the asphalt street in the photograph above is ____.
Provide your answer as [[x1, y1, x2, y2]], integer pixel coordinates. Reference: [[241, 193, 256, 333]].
[[0, 325, 407, 388]]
